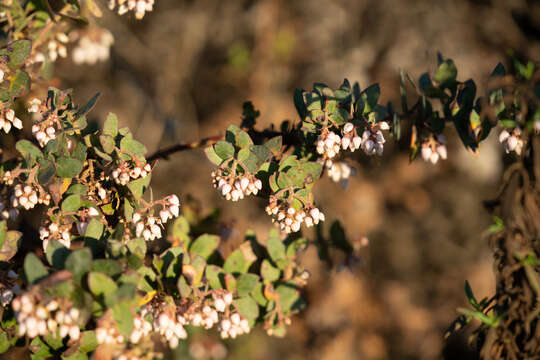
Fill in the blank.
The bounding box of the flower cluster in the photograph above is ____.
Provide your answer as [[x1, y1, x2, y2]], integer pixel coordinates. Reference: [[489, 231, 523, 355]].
[[189, 340, 227, 360], [188, 305, 219, 330], [0, 287, 14, 307], [112, 162, 152, 186], [27, 98, 60, 147], [132, 195, 179, 241], [144, 306, 187, 348], [212, 169, 263, 201], [129, 315, 153, 344], [359, 122, 389, 156], [340, 122, 363, 152], [75, 207, 101, 236], [96, 319, 127, 345], [133, 213, 162, 241], [72, 29, 115, 65], [32, 33, 70, 63], [326, 161, 353, 183], [0, 270, 19, 307], [11, 184, 51, 210], [218, 312, 251, 339], [0, 108, 22, 133], [266, 198, 325, 233], [316, 129, 342, 159], [499, 128, 524, 155], [159, 195, 180, 223], [185, 291, 250, 339], [0, 201, 18, 221], [28, 98, 42, 114], [39, 220, 72, 250], [12, 295, 81, 340], [421, 134, 448, 164], [212, 291, 233, 312], [108, 0, 155, 19], [32, 124, 57, 147]]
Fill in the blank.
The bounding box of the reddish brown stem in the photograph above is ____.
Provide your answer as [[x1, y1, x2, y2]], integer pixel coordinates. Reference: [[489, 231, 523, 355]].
[[146, 135, 223, 162]]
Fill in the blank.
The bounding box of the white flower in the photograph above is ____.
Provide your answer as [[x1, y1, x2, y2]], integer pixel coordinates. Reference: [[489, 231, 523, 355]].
[[499, 128, 523, 155]]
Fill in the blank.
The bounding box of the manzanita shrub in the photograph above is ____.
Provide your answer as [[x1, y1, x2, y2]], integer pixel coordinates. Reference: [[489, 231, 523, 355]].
[[0, 1, 538, 359]]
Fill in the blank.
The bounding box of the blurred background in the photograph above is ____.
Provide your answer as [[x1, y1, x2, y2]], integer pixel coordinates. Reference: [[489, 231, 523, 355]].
[[57, 0, 539, 359]]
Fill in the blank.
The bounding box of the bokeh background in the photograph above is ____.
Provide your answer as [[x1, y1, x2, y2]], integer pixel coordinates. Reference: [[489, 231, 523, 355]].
[[57, 0, 539, 359]]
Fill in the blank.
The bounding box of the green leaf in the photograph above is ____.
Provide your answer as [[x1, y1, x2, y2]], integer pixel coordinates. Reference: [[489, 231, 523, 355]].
[[0, 89, 9, 102], [457, 308, 499, 327], [250, 144, 271, 163], [16, 139, 43, 160], [71, 142, 88, 163], [66, 184, 88, 196], [0, 331, 10, 354], [237, 273, 260, 297], [0, 230, 21, 262], [189, 255, 206, 286], [239, 150, 261, 173], [205, 265, 224, 289], [112, 303, 134, 338], [490, 62, 505, 77], [127, 175, 151, 197], [305, 91, 322, 112], [251, 282, 268, 307], [92, 259, 123, 278], [261, 259, 280, 282], [30, 337, 53, 358], [45, 239, 70, 269], [0, 222, 5, 249], [84, 219, 104, 241], [88, 272, 118, 297], [488, 216, 505, 234], [43, 331, 63, 350], [264, 136, 282, 155], [120, 135, 147, 157], [126, 237, 146, 259], [465, 280, 480, 310], [360, 84, 380, 114], [204, 146, 223, 165], [190, 234, 220, 259], [223, 249, 252, 274], [7, 40, 32, 70], [99, 135, 115, 154], [170, 216, 191, 247], [225, 125, 253, 149], [434, 59, 458, 86], [330, 221, 353, 253], [103, 113, 118, 138], [37, 159, 56, 184], [276, 283, 305, 313], [214, 141, 235, 160], [234, 296, 259, 321], [286, 237, 308, 258], [160, 247, 184, 278], [293, 89, 307, 119], [78, 331, 98, 353], [65, 248, 92, 284], [177, 275, 192, 297], [61, 194, 82, 212], [236, 131, 253, 149], [56, 157, 84, 178], [267, 230, 287, 266], [75, 93, 100, 118], [9, 70, 30, 97], [24, 253, 48, 284]]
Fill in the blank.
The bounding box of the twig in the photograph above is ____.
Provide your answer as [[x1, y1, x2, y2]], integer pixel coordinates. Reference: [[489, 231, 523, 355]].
[[146, 135, 223, 162]]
